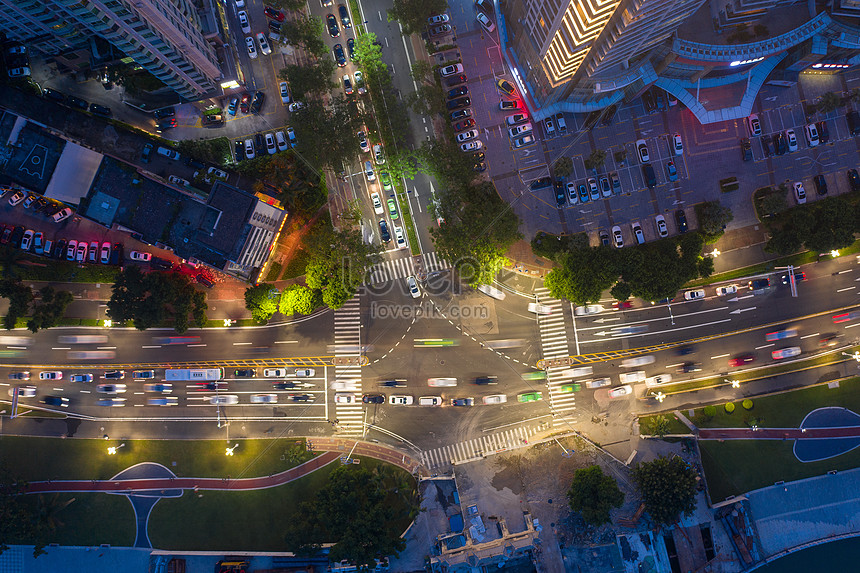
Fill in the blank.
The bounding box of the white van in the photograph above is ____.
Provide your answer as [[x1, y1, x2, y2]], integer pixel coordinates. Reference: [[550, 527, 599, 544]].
[[561, 366, 593, 377], [428, 377, 457, 387], [621, 355, 655, 368], [477, 284, 506, 300], [645, 374, 672, 387], [418, 396, 442, 406], [586, 377, 611, 389], [527, 302, 552, 315], [619, 370, 646, 383]]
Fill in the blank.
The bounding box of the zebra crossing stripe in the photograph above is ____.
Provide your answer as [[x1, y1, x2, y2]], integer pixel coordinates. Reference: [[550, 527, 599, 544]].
[[419, 426, 539, 469], [333, 293, 363, 434], [366, 252, 451, 285]]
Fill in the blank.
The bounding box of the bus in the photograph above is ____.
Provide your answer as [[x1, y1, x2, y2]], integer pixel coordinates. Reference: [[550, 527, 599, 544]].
[[58, 335, 108, 344], [165, 368, 224, 382]]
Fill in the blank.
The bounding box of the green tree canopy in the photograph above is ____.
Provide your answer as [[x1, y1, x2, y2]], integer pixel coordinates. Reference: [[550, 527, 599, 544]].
[[27, 286, 73, 333], [303, 225, 381, 309], [696, 200, 734, 236], [567, 465, 625, 526], [0, 279, 33, 330], [244, 283, 279, 323], [553, 156, 574, 178], [279, 284, 322, 315], [545, 247, 618, 305], [281, 15, 327, 58], [107, 267, 207, 332], [387, 0, 448, 35], [631, 456, 698, 525], [291, 97, 365, 172], [280, 60, 337, 101]]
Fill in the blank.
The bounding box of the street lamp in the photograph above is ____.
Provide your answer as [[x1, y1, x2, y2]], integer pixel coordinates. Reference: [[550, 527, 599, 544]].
[[711, 248, 721, 258], [223, 319, 234, 327], [724, 378, 740, 388], [225, 443, 239, 456], [831, 250, 840, 258], [107, 443, 125, 455], [103, 319, 112, 328], [842, 351, 860, 362], [654, 392, 666, 403]]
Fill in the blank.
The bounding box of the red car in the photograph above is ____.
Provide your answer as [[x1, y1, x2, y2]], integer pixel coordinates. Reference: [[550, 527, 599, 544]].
[[833, 311, 860, 324], [728, 354, 755, 367], [0, 226, 9, 244], [239, 93, 251, 113], [453, 119, 476, 132], [613, 301, 633, 310], [264, 5, 285, 21]]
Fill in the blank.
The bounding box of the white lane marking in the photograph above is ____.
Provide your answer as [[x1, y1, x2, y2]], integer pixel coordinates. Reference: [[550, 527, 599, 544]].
[[755, 343, 775, 350], [800, 333, 819, 339], [233, 342, 252, 346], [576, 306, 727, 331], [837, 286, 855, 292], [142, 345, 161, 349], [580, 318, 733, 343], [838, 269, 853, 274], [97, 346, 117, 350], [275, 340, 298, 344], [711, 353, 730, 359], [187, 344, 207, 347], [665, 363, 683, 368], [847, 322, 860, 329], [52, 347, 71, 350], [8, 346, 27, 350], [737, 294, 755, 300]]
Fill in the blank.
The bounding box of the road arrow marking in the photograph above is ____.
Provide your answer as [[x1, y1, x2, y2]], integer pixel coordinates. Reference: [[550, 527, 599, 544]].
[[837, 286, 856, 292], [737, 294, 754, 300], [594, 317, 621, 323], [730, 307, 756, 314]]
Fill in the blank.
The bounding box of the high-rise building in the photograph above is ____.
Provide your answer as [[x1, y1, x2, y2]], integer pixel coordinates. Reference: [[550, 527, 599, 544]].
[[0, 0, 222, 100]]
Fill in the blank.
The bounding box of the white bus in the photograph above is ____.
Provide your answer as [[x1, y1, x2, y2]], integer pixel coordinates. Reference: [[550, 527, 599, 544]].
[[165, 368, 224, 381]]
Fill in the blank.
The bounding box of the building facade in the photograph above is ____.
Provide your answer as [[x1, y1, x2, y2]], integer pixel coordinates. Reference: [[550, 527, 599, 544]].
[[0, 0, 221, 99]]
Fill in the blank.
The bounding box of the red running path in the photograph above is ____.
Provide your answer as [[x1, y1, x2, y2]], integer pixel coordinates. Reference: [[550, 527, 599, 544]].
[[698, 426, 860, 440]]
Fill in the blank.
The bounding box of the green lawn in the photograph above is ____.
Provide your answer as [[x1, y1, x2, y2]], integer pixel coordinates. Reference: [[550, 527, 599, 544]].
[[691, 377, 860, 429], [639, 413, 690, 435], [148, 456, 415, 550], [13, 493, 135, 547], [0, 437, 317, 481], [700, 440, 860, 501]]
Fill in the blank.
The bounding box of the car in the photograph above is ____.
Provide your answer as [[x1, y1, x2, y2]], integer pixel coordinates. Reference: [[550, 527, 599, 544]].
[[447, 97, 471, 111], [772, 347, 801, 360], [483, 394, 507, 405], [428, 13, 450, 24], [147, 396, 179, 406], [611, 225, 623, 248], [156, 146, 181, 161], [239, 93, 252, 114], [54, 239, 66, 258], [387, 197, 399, 219], [500, 100, 522, 110], [642, 91, 656, 113], [517, 391, 542, 403], [393, 225, 407, 250], [804, 123, 819, 147], [786, 129, 798, 152], [251, 394, 278, 404], [586, 378, 612, 389], [527, 302, 552, 315], [68, 373, 92, 383], [578, 184, 589, 204], [102, 370, 125, 380], [364, 160, 376, 181], [684, 289, 705, 301], [740, 137, 753, 161], [608, 385, 633, 398], [554, 180, 566, 207], [279, 81, 290, 105], [636, 139, 649, 162], [476, 12, 495, 32], [451, 398, 475, 407], [358, 131, 370, 153], [655, 215, 668, 238], [144, 383, 173, 393], [354, 70, 366, 94], [97, 383, 126, 394], [264, 5, 285, 20], [326, 13, 339, 37], [566, 181, 578, 205], [666, 161, 678, 181], [275, 130, 288, 152], [496, 79, 516, 96], [780, 272, 806, 284], [288, 394, 314, 402], [430, 24, 452, 36], [574, 304, 603, 316], [407, 275, 421, 298], [66, 240, 77, 261], [454, 119, 476, 132], [245, 35, 257, 58], [817, 120, 830, 143], [250, 91, 265, 114], [389, 395, 414, 405], [748, 114, 761, 136], [460, 140, 483, 152], [446, 74, 467, 88], [645, 374, 672, 388], [378, 219, 391, 243], [457, 129, 478, 143], [766, 328, 798, 342], [100, 242, 111, 264], [370, 192, 384, 215], [631, 222, 645, 244], [51, 206, 71, 223], [286, 127, 297, 148], [210, 395, 239, 405], [269, 19, 282, 38], [600, 177, 611, 197], [338, 4, 352, 27], [87, 241, 98, 263], [264, 368, 287, 378], [8, 371, 30, 381], [139, 143, 154, 165], [833, 311, 860, 324], [749, 278, 770, 290], [8, 191, 24, 206], [419, 396, 442, 407], [129, 251, 151, 262], [599, 230, 610, 246], [820, 334, 840, 347], [440, 63, 464, 77], [773, 132, 787, 155], [849, 169, 860, 192], [333, 43, 347, 66], [814, 174, 828, 196], [675, 209, 688, 234], [42, 396, 69, 408], [232, 369, 256, 378], [610, 171, 621, 194], [672, 133, 683, 155], [131, 370, 156, 380], [762, 135, 774, 157], [19, 230, 33, 251], [22, 194, 37, 209], [96, 398, 126, 407], [451, 108, 472, 121], [715, 284, 738, 296], [779, 181, 802, 208], [373, 143, 385, 165], [729, 354, 755, 367], [89, 103, 112, 117], [8, 385, 34, 399], [678, 362, 702, 373], [512, 134, 533, 149], [362, 393, 385, 404], [506, 113, 528, 126], [265, 132, 276, 155]]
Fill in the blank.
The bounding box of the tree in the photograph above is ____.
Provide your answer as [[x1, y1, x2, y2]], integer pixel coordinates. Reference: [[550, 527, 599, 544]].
[[387, 0, 448, 35], [696, 201, 733, 236], [281, 15, 327, 58], [631, 456, 698, 525], [107, 267, 208, 332], [234, 152, 325, 215], [264, 0, 305, 11], [385, 150, 419, 182], [279, 285, 321, 315], [646, 415, 672, 437], [583, 149, 607, 171], [805, 197, 857, 253], [760, 189, 788, 217], [303, 225, 381, 310], [545, 247, 618, 305], [567, 465, 624, 526], [284, 465, 414, 567], [353, 33, 387, 79], [281, 60, 337, 101], [818, 91, 842, 114], [0, 465, 48, 558], [0, 279, 33, 330], [244, 283, 279, 323], [27, 287, 73, 333], [291, 97, 365, 172], [610, 281, 632, 302], [407, 82, 446, 117], [553, 156, 573, 178]]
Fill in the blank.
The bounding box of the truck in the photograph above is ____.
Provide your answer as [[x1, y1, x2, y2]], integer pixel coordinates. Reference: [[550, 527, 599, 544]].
[[164, 368, 223, 382]]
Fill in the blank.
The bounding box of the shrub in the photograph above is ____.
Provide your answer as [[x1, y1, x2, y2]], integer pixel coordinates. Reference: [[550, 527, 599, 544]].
[[742, 399, 753, 410], [725, 402, 735, 413], [703, 405, 716, 418]]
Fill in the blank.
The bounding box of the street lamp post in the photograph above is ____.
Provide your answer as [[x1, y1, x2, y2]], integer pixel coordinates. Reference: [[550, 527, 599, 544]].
[[225, 443, 239, 456], [107, 443, 125, 455]]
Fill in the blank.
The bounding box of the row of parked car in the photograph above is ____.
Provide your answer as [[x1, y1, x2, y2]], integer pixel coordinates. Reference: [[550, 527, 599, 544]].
[[4, 187, 72, 222], [238, 128, 295, 160]]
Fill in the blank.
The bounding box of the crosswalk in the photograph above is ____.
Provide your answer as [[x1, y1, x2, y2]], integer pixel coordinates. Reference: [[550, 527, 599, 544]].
[[332, 292, 363, 436], [366, 252, 449, 285], [420, 426, 540, 470], [534, 287, 578, 425]]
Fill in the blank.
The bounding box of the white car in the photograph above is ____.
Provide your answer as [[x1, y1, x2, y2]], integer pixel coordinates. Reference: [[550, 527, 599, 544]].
[[389, 395, 413, 405], [265, 132, 277, 155], [245, 36, 257, 59], [364, 160, 376, 181], [715, 284, 738, 296], [439, 63, 464, 77], [608, 385, 633, 398], [655, 215, 668, 238], [428, 377, 457, 387], [476, 11, 495, 32], [238, 10, 251, 33], [574, 304, 603, 316], [483, 394, 507, 405], [748, 114, 762, 136], [279, 81, 290, 104], [567, 181, 578, 205], [804, 123, 819, 147], [394, 225, 407, 250], [251, 394, 278, 403], [612, 225, 623, 248], [373, 143, 385, 165], [672, 133, 683, 155], [621, 355, 655, 368], [295, 368, 315, 377], [772, 346, 801, 360], [256, 33, 272, 55], [585, 377, 611, 389], [264, 368, 287, 378], [506, 113, 529, 126], [428, 14, 449, 24], [508, 123, 533, 138], [636, 139, 649, 162], [210, 395, 239, 405], [645, 374, 672, 387], [460, 140, 483, 152], [358, 131, 370, 152], [39, 371, 63, 380], [371, 192, 384, 214], [786, 129, 798, 152], [97, 383, 127, 394], [8, 386, 35, 397], [244, 139, 255, 160], [457, 129, 478, 142], [168, 175, 190, 187], [512, 134, 534, 148], [407, 275, 421, 298], [334, 393, 354, 404], [20, 230, 33, 251], [683, 289, 705, 301], [129, 251, 151, 262], [794, 182, 806, 204], [619, 371, 646, 383], [527, 302, 552, 315], [275, 131, 288, 152]]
